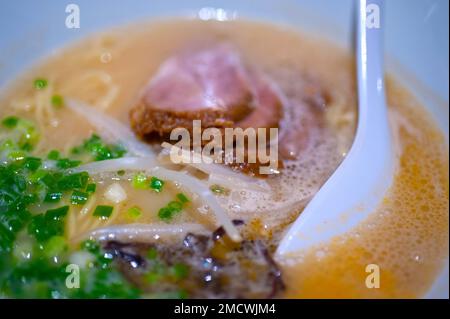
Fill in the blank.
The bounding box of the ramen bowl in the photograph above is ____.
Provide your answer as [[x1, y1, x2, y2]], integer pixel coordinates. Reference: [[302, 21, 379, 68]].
[[0, 0, 448, 299]]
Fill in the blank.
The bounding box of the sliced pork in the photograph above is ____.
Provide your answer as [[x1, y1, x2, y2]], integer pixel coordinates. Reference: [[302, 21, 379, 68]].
[[130, 44, 283, 138], [129, 44, 331, 175]]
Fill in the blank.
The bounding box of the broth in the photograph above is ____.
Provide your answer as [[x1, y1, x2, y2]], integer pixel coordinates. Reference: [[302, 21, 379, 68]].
[[0, 19, 447, 298]]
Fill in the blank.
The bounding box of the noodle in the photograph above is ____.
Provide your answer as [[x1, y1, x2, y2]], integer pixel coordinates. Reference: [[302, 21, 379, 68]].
[[73, 158, 242, 242], [60, 70, 119, 110]]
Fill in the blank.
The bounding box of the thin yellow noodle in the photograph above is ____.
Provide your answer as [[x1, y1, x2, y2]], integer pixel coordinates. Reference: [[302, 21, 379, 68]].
[[75, 195, 98, 239], [85, 203, 121, 235], [44, 98, 56, 125], [35, 82, 56, 126], [96, 81, 119, 110], [89, 204, 118, 231], [59, 70, 118, 110], [102, 204, 121, 227], [85, 216, 111, 235], [34, 95, 45, 131], [33, 85, 55, 155], [79, 195, 97, 217], [88, 219, 103, 234], [68, 206, 76, 239], [8, 80, 57, 155]]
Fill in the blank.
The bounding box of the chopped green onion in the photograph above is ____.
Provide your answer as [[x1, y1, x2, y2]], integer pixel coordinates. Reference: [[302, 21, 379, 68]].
[[132, 173, 148, 189], [28, 206, 69, 241], [86, 183, 96, 193], [93, 205, 113, 219], [47, 150, 60, 160], [170, 263, 189, 280], [127, 206, 142, 219], [158, 207, 173, 221], [0, 223, 15, 251], [57, 171, 89, 190], [150, 177, 164, 193], [33, 78, 48, 90], [56, 158, 81, 169], [23, 157, 42, 171], [0, 139, 15, 151], [70, 145, 83, 155], [77, 134, 127, 161], [167, 201, 183, 213], [8, 150, 26, 161], [43, 236, 67, 258], [41, 172, 61, 188], [0, 155, 145, 298], [29, 169, 47, 183], [210, 184, 229, 195], [17, 119, 37, 145], [3, 118, 40, 151], [157, 193, 190, 221], [1, 116, 19, 128], [71, 190, 89, 205], [81, 239, 100, 254], [51, 94, 64, 108], [176, 193, 190, 204], [147, 247, 158, 260], [46, 205, 70, 220], [145, 272, 162, 284]]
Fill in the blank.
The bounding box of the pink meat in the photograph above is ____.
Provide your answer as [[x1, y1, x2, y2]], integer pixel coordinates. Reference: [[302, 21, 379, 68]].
[[130, 44, 283, 137]]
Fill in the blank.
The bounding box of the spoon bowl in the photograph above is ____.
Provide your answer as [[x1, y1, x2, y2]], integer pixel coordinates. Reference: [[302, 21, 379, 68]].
[[276, 0, 394, 257]]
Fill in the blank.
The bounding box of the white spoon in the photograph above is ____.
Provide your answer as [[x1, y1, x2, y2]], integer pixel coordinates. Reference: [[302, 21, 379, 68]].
[[276, 0, 394, 257]]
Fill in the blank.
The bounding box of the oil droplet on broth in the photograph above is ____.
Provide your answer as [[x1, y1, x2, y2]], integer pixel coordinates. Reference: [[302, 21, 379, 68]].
[[281, 80, 449, 298]]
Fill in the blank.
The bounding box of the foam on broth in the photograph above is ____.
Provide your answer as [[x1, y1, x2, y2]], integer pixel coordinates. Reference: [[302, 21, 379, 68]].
[[282, 79, 449, 298]]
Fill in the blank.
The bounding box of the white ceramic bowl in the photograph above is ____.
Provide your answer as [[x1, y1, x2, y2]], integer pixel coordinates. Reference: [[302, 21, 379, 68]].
[[0, 0, 448, 298]]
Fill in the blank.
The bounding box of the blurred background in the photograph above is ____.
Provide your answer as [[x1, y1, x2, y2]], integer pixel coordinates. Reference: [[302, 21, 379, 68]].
[[0, 0, 448, 102]]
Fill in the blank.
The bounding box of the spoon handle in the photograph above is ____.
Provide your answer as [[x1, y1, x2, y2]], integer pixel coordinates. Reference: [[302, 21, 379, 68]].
[[356, 0, 389, 145], [276, 0, 394, 256]]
